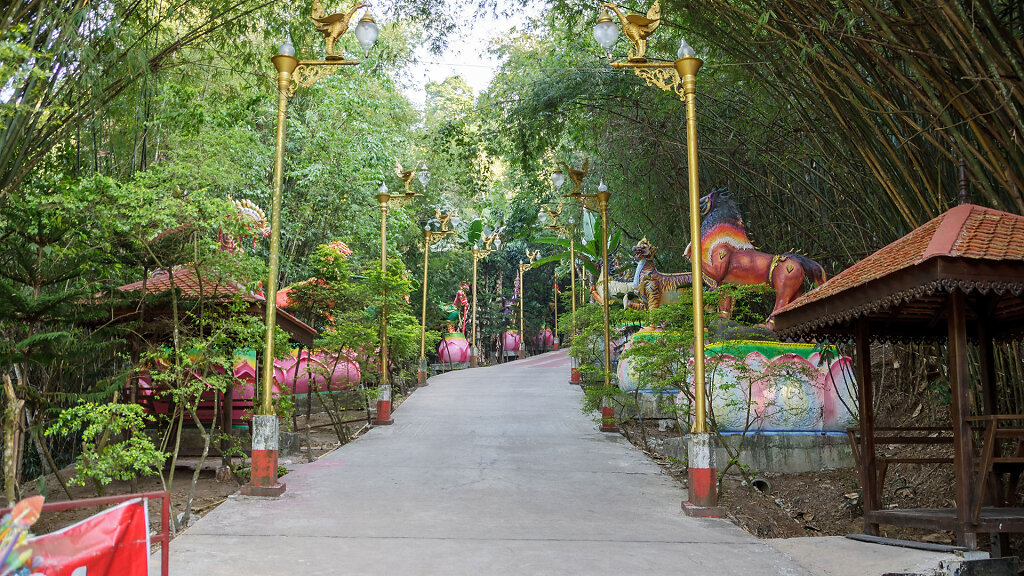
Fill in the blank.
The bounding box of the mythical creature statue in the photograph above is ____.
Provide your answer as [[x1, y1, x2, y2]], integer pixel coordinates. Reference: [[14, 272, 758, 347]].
[[394, 161, 416, 194], [623, 237, 712, 310], [557, 159, 588, 195], [311, 1, 367, 59], [601, 0, 661, 62], [684, 188, 827, 324], [591, 267, 634, 305], [220, 198, 270, 252]]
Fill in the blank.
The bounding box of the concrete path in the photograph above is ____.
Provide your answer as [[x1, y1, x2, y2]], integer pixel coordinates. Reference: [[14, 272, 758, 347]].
[[156, 351, 941, 575]]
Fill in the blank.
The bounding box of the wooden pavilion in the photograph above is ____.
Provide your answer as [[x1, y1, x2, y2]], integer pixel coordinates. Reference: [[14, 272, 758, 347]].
[[773, 203, 1024, 550], [114, 265, 316, 347]]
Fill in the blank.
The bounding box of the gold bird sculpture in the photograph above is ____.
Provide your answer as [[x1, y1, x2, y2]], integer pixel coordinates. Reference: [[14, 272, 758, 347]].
[[311, 0, 367, 59], [557, 158, 589, 195], [394, 161, 416, 193], [602, 0, 661, 61]]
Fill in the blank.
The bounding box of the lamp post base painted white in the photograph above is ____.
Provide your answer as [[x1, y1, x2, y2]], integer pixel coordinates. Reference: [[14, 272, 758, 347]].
[[682, 432, 724, 517], [417, 357, 429, 387], [372, 384, 394, 425], [241, 415, 286, 497]]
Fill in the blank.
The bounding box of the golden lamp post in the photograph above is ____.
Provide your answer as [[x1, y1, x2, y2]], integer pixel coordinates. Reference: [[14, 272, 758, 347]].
[[374, 170, 426, 418], [536, 203, 577, 350], [518, 249, 541, 359], [249, 4, 379, 498], [557, 160, 613, 389], [417, 209, 460, 385], [593, 2, 721, 515], [470, 227, 503, 368]]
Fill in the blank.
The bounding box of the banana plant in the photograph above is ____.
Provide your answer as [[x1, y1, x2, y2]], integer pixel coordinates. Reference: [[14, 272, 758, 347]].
[[531, 230, 622, 277]]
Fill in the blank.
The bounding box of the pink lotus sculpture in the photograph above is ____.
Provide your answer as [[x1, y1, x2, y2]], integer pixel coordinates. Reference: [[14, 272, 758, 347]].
[[438, 332, 471, 364]]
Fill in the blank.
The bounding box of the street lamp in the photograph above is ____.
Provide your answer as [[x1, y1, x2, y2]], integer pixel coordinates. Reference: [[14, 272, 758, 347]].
[[518, 250, 541, 359], [538, 202, 577, 353], [559, 160, 613, 390], [249, 11, 378, 498], [594, 3, 720, 515], [417, 209, 459, 385], [375, 179, 424, 424], [470, 226, 503, 368]]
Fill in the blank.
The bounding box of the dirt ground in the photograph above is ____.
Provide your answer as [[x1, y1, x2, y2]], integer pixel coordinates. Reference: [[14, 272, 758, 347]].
[[13, 406, 377, 540], [619, 420, 964, 546]]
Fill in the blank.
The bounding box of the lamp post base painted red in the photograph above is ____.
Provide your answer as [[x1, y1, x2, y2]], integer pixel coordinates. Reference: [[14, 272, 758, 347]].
[[417, 357, 429, 387], [469, 346, 478, 368], [373, 384, 394, 425], [569, 368, 583, 385], [241, 415, 286, 497], [599, 399, 619, 433], [553, 337, 560, 351], [682, 433, 724, 517]]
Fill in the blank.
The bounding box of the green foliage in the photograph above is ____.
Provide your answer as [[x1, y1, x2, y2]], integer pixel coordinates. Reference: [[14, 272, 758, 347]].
[[45, 403, 167, 494]]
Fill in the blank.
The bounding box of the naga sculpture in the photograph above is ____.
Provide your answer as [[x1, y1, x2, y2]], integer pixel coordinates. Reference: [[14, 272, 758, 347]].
[[685, 189, 826, 324]]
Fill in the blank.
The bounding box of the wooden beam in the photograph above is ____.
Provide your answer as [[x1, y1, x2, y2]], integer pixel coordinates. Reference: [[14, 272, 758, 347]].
[[948, 290, 977, 549], [855, 318, 880, 536]]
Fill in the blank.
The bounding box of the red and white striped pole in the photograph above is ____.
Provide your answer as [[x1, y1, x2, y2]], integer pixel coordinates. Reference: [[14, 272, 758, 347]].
[[599, 397, 619, 433], [682, 433, 724, 517], [241, 415, 286, 497], [373, 384, 394, 426]]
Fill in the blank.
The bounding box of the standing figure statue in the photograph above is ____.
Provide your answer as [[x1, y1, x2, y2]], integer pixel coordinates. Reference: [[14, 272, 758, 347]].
[[454, 282, 470, 334]]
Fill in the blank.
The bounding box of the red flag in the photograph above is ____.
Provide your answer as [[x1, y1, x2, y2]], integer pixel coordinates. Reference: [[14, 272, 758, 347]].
[[29, 498, 150, 576]]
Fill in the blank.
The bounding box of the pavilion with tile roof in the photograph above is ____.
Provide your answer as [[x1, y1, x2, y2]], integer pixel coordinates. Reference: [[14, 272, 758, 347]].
[[115, 265, 316, 347], [774, 203, 1024, 551]]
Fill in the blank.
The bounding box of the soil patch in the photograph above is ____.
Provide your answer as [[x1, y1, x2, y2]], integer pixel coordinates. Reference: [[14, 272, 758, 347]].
[[8, 407, 376, 541], [619, 420, 961, 545]]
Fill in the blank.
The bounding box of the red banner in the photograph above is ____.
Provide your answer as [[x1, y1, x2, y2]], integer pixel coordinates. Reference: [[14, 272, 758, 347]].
[[29, 497, 151, 576]]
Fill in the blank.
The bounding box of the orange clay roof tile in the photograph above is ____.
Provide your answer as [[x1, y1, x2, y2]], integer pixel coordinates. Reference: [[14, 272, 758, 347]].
[[777, 204, 1024, 314]]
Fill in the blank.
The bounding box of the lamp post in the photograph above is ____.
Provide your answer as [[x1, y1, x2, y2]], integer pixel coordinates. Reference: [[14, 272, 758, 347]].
[[538, 200, 579, 372], [594, 4, 721, 515], [375, 176, 424, 424], [517, 249, 540, 359], [470, 228, 502, 368], [560, 161, 613, 389], [417, 209, 459, 385], [538, 199, 578, 343], [248, 10, 378, 498]]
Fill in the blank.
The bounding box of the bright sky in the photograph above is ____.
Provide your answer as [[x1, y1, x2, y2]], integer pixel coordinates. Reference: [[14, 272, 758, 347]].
[[402, 2, 546, 107]]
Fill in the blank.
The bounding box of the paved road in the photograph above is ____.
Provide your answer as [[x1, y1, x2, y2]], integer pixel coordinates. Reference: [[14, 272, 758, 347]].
[[160, 351, 816, 575]]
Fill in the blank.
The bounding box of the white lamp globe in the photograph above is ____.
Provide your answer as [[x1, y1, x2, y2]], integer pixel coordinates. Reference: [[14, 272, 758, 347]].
[[677, 37, 696, 59], [593, 9, 619, 52], [354, 11, 380, 54], [417, 165, 430, 187], [279, 35, 296, 57], [551, 169, 565, 189]]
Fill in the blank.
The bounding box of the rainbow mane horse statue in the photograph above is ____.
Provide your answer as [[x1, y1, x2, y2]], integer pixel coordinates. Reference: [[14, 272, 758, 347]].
[[685, 188, 826, 325]]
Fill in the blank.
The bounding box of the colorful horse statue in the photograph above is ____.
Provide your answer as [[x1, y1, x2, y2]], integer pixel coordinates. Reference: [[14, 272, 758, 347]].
[[685, 188, 826, 324]]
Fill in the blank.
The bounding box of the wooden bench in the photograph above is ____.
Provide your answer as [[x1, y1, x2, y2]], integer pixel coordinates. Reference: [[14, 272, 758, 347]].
[[847, 427, 954, 495], [967, 415, 1024, 524]]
